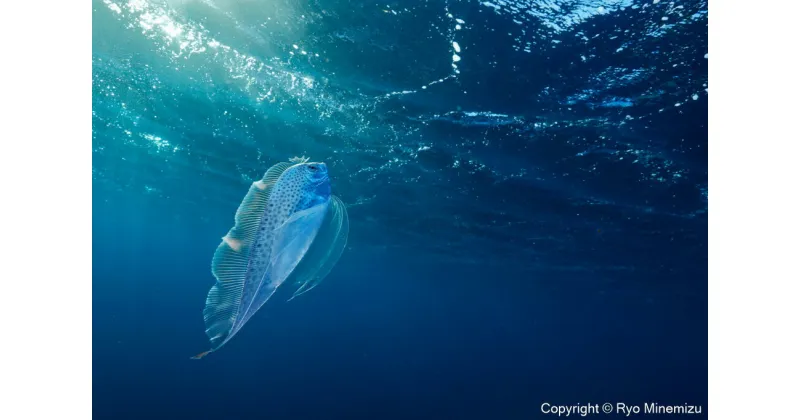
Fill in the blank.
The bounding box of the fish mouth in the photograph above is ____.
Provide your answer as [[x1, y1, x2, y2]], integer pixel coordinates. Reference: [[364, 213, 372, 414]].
[[310, 173, 329, 186]]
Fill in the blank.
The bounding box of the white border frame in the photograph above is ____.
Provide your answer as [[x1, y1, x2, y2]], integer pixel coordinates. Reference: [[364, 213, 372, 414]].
[[1, 1, 799, 419]]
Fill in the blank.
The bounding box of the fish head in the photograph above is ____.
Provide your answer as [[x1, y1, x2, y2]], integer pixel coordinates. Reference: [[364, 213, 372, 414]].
[[288, 161, 331, 208], [303, 162, 329, 184]]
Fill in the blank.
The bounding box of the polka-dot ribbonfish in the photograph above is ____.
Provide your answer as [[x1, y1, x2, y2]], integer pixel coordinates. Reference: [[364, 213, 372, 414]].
[[192, 157, 349, 359]]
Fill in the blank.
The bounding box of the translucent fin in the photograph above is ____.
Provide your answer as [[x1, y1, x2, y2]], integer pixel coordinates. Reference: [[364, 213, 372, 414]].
[[199, 161, 294, 352], [269, 202, 330, 290], [262, 162, 293, 186], [233, 202, 329, 327], [225, 161, 291, 247], [202, 240, 251, 349], [287, 195, 349, 301]]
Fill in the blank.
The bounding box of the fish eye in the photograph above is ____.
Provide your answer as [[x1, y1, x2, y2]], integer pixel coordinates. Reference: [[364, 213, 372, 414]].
[[308, 165, 319, 172]]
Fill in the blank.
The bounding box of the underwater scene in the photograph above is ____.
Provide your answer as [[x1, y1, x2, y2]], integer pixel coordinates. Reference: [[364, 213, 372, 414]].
[[92, 0, 708, 418]]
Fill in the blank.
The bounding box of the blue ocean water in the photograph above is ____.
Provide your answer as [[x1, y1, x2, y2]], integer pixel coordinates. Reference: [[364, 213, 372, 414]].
[[92, 0, 708, 418]]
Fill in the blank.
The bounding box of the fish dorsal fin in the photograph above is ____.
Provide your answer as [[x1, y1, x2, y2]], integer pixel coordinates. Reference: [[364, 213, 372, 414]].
[[226, 161, 293, 248], [287, 195, 349, 301], [262, 161, 293, 187], [200, 161, 294, 351]]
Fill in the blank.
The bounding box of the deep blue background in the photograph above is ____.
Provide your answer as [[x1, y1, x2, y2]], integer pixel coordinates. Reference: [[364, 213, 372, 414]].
[[93, 197, 706, 419]]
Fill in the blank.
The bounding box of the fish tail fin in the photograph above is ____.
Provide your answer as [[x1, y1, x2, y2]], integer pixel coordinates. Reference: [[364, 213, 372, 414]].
[[190, 350, 213, 360]]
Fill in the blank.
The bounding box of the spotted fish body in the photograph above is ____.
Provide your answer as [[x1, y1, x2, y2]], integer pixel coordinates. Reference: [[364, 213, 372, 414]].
[[194, 158, 349, 358]]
